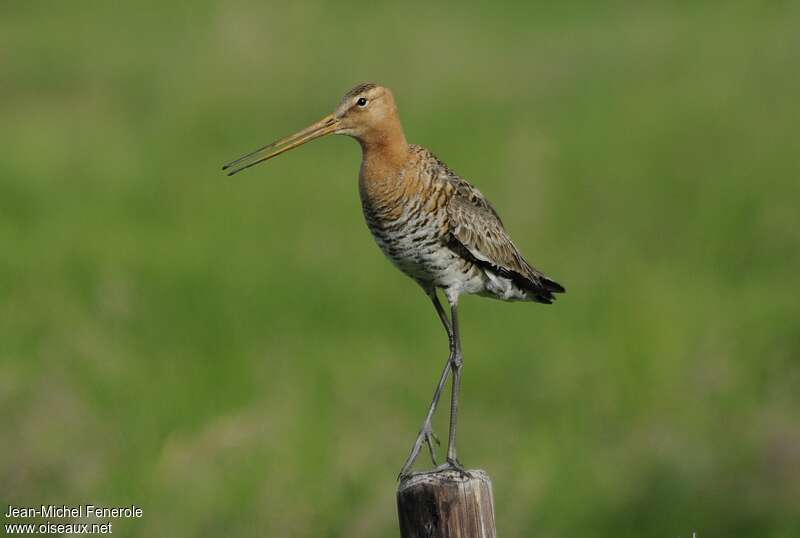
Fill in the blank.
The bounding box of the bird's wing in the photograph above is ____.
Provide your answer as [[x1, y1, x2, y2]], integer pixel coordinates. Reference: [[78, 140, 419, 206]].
[[444, 170, 505, 226], [447, 193, 532, 277], [444, 174, 565, 301]]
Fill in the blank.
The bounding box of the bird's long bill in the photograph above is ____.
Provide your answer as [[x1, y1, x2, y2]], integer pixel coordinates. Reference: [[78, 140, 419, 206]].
[[222, 114, 339, 176]]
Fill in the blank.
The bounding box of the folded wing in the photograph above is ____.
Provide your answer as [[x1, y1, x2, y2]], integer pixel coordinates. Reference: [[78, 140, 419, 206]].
[[446, 191, 565, 303]]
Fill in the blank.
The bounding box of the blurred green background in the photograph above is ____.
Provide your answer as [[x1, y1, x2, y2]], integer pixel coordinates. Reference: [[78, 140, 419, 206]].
[[2, 1, 799, 536]]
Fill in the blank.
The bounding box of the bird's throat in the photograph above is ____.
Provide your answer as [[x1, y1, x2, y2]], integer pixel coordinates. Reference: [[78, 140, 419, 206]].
[[358, 123, 409, 187]]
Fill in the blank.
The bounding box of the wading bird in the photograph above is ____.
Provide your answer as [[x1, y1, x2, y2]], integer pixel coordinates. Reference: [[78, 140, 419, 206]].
[[223, 83, 564, 480]]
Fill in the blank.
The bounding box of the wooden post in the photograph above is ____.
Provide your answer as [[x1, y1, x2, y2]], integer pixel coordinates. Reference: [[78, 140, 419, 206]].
[[397, 469, 496, 538]]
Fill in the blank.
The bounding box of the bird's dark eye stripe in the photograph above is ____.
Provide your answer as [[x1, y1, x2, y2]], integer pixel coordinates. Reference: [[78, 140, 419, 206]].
[[357, 97, 368, 106]]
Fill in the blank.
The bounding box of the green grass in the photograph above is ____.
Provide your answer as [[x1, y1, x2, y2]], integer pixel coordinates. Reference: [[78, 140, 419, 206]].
[[2, 1, 799, 536]]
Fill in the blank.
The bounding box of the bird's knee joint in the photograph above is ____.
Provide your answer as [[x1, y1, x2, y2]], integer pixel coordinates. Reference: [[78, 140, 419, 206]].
[[450, 353, 464, 368]]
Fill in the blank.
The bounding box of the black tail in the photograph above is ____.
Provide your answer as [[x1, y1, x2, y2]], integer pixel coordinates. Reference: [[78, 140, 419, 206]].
[[524, 275, 565, 304], [487, 261, 565, 304], [542, 276, 565, 294]]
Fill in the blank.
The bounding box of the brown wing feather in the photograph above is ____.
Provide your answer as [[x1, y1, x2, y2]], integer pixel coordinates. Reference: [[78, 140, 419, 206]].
[[417, 146, 564, 300], [444, 178, 565, 301]]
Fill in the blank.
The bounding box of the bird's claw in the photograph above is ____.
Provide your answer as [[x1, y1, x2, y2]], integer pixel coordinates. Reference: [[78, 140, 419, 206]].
[[398, 422, 441, 481], [435, 457, 472, 479], [423, 428, 439, 467]]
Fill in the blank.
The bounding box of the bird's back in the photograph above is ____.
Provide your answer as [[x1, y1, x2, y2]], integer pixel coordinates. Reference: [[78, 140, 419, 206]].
[[359, 145, 564, 303]]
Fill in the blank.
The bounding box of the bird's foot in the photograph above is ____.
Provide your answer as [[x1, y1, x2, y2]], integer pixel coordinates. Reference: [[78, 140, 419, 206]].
[[397, 423, 440, 482], [434, 457, 472, 479]]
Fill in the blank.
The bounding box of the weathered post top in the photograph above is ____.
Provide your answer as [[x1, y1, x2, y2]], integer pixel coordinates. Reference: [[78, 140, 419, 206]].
[[397, 469, 496, 538]]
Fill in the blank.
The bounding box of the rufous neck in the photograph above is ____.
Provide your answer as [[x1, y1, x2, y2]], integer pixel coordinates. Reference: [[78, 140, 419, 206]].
[[358, 119, 409, 179]]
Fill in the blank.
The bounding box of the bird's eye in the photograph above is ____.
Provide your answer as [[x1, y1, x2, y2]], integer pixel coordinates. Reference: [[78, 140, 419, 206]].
[[356, 97, 368, 107]]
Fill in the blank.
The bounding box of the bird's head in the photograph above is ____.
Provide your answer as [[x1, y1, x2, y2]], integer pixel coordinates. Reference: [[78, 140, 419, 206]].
[[223, 83, 402, 176], [332, 83, 399, 139]]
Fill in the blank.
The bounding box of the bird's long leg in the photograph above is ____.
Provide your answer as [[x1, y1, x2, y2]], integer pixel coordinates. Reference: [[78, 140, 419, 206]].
[[443, 301, 468, 474], [398, 290, 455, 480]]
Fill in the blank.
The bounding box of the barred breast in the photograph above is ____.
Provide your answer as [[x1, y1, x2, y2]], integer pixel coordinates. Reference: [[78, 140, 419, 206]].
[[359, 148, 485, 295]]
